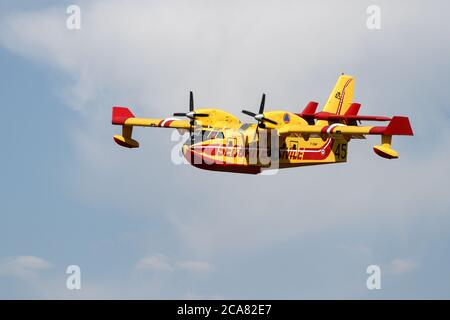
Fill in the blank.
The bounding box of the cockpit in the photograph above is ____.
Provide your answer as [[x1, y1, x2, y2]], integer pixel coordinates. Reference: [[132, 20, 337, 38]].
[[191, 129, 224, 144]]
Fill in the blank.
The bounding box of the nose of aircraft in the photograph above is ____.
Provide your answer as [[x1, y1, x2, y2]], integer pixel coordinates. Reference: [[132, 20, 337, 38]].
[[182, 144, 192, 162]]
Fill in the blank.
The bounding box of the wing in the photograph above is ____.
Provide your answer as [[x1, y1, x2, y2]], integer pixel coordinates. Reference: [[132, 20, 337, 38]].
[[278, 116, 413, 136], [278, 116, 413, 159], [112, 106, 192, 148], [112, 106, 191, 129]]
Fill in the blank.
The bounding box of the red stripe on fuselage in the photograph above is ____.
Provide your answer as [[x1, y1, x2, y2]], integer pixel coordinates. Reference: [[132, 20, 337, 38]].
[[164, 120, 174, 127], [184, 147, 260, 174], [190, 138, 333, 162], [301, 139, 333, 160]]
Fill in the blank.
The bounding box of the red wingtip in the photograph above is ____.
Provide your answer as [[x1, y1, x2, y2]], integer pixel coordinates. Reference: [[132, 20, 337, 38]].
[[384, 116, 414, 136], [112, 106, 135, 125]]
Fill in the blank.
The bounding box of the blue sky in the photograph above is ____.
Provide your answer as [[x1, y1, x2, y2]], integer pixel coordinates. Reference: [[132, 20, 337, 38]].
[[0, 0, 450, 299]]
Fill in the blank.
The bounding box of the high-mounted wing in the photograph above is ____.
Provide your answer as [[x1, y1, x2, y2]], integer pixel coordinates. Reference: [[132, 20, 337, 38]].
[[278, 116, 412, 136], [278, 116, 413, 159], [112, 107, 191, 148], [112, 91, 243, 148], [112, 107, 191, 129]]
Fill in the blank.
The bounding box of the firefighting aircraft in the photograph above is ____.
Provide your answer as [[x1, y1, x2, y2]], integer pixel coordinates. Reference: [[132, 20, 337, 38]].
[[111, 75, 413, 174]]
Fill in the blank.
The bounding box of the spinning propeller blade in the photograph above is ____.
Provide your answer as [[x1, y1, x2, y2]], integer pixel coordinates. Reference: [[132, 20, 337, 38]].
[[242, 93, 277, 127], [172, 91, 210, 145]]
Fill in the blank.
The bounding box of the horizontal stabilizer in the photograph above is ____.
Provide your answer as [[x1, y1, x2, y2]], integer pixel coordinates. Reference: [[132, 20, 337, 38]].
[[301, 101, 319, 116], [296, 101, 391, 124], [311, 112, 391, 122], [346, 115, 391, 121], [298, 101, 318, 125], [345, 103, 361, 116]]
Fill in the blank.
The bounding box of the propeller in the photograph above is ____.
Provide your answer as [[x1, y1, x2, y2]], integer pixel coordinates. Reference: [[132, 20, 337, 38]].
[[242, 94, 278, 128], [173, 91, 209, 120], [173, 91, 208, 145]]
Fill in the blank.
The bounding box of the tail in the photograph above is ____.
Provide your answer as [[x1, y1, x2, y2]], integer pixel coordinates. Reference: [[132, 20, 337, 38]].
[[317, 74, 354, 126]]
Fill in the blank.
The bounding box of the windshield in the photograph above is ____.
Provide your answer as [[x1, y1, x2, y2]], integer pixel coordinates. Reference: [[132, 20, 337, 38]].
[[191, 130, 224, 144]]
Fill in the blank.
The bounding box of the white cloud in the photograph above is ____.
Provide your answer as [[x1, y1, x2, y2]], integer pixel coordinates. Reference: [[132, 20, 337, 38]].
[[337, 244, 373, 258], [0, 0, 372, 113], [136, 254, 211, 273], [177, 260, 211, 272], [387, 258, 419, 275], [0, 256, 52, 279], [135, 254, 173, 272]]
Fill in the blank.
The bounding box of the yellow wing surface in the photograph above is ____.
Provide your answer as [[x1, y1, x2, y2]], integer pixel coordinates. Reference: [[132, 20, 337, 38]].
[[111, 106, 242, 148], [278, 117, 412, 136], [111, 107, 191, 148], [278, 116, 413, 159], [274, 74, 413, 159]]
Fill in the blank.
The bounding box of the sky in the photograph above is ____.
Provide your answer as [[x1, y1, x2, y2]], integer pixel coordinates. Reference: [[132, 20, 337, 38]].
[[0, 0, 450, 299]]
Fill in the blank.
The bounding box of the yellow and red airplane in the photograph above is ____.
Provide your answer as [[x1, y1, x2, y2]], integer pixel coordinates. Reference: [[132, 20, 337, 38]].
[[111, 75, 413, 174]]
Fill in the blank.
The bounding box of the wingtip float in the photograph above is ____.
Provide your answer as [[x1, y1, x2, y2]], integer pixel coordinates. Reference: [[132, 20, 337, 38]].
[[111, 75, 413, 174]]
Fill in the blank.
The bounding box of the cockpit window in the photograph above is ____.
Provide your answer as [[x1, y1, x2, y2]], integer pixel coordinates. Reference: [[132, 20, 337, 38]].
[[192, 130, 224, 143], [239, 123, 252, 131], [209, 131, 224, 140]]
